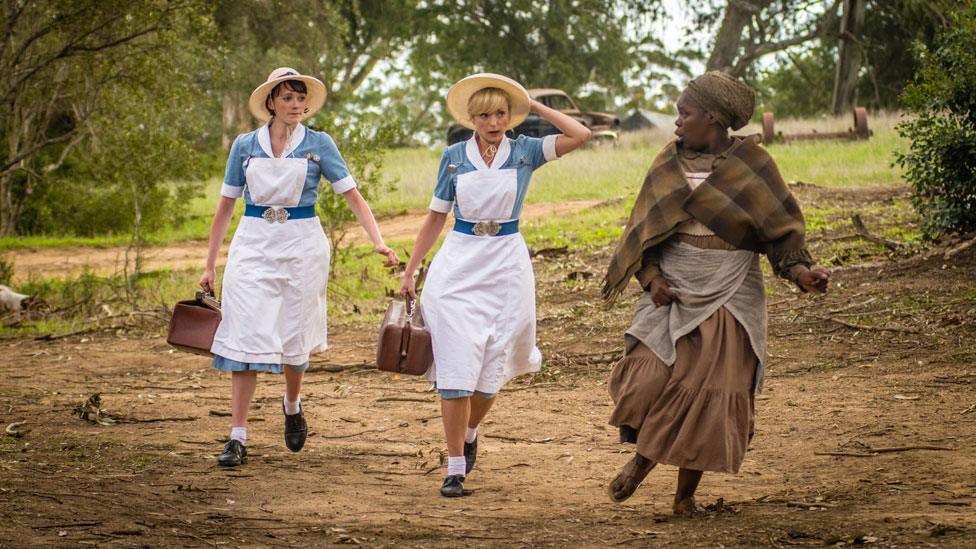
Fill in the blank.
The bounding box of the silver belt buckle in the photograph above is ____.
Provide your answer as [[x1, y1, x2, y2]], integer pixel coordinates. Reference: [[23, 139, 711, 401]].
[[261, 207, 290, 224], [472, 221, 501, 236]]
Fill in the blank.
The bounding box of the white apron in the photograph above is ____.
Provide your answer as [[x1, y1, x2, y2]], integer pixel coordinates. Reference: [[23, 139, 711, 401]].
[[210, 154, 331, 365], [422, 162, 542, 393]]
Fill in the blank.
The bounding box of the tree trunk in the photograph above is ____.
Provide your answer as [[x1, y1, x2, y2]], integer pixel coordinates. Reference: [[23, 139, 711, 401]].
[[706, 1, 758, 74], [222, 91, 250, 151], [831, 0, 865, 115]]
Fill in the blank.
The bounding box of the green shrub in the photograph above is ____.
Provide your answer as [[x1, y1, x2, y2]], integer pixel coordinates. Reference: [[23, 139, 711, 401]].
[[896, 5, 976, 237]]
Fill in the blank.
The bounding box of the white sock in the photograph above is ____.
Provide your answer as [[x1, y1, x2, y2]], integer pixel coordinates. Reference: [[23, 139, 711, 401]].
[[230, 427, 247, 445], [465, 426, 479, 443], [447, 456, 466, 477], [283, 394, 301, 415]]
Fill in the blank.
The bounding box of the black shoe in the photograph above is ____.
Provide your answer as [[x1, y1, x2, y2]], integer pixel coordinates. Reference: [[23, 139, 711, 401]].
[[283, 401, 307, 452], [440, 474, 465, 497], [463, 437, 478, 474], [217, 439, 247, 466]]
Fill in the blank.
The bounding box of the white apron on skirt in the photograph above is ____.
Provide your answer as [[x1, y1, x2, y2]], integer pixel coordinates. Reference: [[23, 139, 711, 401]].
[[211, 155, 330, 366], [422, 163, 542, 394]]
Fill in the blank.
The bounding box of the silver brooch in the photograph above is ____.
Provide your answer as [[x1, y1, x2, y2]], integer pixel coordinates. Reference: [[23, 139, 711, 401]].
[[261, 207, 290, 224], [447, 163, 458, 174], [472, 221, 501, 236], [304, 153, 321, 162]]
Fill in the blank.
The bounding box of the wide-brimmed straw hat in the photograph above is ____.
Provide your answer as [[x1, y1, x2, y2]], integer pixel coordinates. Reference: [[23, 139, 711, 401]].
[[446, 73, 531, 130], [248, 67, 327, 122]]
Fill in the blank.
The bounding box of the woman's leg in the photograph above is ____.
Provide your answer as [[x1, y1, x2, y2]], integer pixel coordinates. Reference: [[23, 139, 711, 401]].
[[283, 367, 304, 405], [468, 394, 495, 429], [231, 371, 258, 427], [441, 396, 470, 457], [608, 452, 656, 502], [673, 468, 705, 515]]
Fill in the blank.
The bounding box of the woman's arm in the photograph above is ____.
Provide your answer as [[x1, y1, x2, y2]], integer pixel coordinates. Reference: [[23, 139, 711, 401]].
[[343, 188, 399, 266], [199, 196, 237, 293], [399, 210, 449, 298], [530, 99, 592, 157]]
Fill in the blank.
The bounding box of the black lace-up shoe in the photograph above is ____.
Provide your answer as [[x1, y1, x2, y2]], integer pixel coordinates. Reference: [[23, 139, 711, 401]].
[[283, 402, 307, 452], [217, 439, 247, 466], [463, 437, 478, 474], [440, 474, 465, 497]]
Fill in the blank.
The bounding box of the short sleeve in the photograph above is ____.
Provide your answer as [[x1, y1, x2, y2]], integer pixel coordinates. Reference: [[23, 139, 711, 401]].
[[429, 149, 455, 213], [318, 134, 357, 194], [521, 135, 560, 170], [221, 135, 245, 199]]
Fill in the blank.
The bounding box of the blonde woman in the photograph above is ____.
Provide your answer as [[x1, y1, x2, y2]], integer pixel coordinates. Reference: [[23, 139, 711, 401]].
[[399, 73, 591, 496], [201, 67, 398, 466]]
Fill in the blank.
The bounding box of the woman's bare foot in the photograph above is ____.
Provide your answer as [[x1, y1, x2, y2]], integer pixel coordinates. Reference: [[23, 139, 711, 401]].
[[608, 453, 655, 502], [672, 496, 706, 517]]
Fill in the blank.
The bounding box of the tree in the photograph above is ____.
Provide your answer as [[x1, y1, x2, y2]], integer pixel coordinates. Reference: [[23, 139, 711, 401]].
[[700, 0, 842, 77], [0, 0, 207, 236], [896, 4, 976, 237], [213, 0, 430, 147]]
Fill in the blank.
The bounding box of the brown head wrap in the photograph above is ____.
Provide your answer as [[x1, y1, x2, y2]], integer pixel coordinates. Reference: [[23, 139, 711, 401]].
[[684, 71, 756, 131]]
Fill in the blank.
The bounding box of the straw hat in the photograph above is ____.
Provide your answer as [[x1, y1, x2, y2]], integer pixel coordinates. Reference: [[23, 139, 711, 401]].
[[446, 73, 531, 130], [248, 67, 327, 122]]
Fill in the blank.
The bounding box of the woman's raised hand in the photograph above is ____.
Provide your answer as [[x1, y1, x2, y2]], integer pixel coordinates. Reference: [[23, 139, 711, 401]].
[[797, 267, 830, 293], [375, 244, 400, 267], [399, 272, 417, 300], [649, 275, 677, 307]]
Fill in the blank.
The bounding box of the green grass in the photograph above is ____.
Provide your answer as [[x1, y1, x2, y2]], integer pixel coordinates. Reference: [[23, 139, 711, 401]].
[[0, 113, 909, 260]]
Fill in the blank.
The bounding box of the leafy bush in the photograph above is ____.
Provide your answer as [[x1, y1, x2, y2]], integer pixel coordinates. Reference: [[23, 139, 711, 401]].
[[896, 6, 976, 237]]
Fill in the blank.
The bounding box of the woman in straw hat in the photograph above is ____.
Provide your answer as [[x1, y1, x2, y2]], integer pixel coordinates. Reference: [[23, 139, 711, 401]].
[[601, 71, 829, 515], [200, 67, 399, 467], [399, 73, 591, 497]]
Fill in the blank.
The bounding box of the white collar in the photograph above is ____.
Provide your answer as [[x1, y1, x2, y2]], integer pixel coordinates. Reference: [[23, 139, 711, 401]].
[[465, 135, 511, 170], [258, 123, 306, 158]]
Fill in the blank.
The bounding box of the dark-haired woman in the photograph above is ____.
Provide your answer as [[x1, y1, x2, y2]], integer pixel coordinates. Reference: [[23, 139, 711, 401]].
[[602, 71, 829, 514], [200, 67, 399, 466]]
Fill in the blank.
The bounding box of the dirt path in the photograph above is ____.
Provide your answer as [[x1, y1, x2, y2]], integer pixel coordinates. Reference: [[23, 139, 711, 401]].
[[1, 187, 975, 547], [7, 200, 602, 282]]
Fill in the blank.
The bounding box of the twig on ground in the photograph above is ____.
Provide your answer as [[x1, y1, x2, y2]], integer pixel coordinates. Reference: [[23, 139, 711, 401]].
[[5, 420, 28, 437], [851, 214, 904, 251], [117, 416, 197, 423], [306, 361, 375, 373], [811, 315, 920, 334], [961, 403, 976, 415], [816, 444, 953, 457], [319, 424, 407, 439]]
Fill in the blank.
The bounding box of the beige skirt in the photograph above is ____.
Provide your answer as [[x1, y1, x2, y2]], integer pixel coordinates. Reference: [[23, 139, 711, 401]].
[[608, 306, 756, 474]]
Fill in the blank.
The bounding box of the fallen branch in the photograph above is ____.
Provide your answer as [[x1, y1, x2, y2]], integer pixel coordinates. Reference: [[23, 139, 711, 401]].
[[306, 361, 375, 373], [34, 323, 130, 341], [5, 420, 28, 437], [485, 434, 562, 444], [816, 444, 952, 457], [944, 235, 976, 260], [851, 214, 904, 251], [117, 416, 198, 423], [812, 315, 920, 334], [786, 501, 838, 508], [319, 423, 407, 439]]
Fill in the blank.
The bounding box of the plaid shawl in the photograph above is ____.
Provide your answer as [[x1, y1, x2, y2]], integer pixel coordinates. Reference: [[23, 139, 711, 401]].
[[602, 137, 813, 302]]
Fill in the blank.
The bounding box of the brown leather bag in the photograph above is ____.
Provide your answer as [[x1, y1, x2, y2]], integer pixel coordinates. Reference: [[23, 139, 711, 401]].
[[167, 291, 221, 357], [376, 298, 433, 375]]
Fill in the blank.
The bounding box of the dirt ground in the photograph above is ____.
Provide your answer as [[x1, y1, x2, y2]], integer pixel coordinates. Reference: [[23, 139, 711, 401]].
[[6, 200, 601, 282], [1, 185, 975, 548]]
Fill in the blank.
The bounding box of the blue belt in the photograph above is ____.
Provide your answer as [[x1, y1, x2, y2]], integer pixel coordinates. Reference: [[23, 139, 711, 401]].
[[244, 205, 316, 222], [453, 218, 519, 236]]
